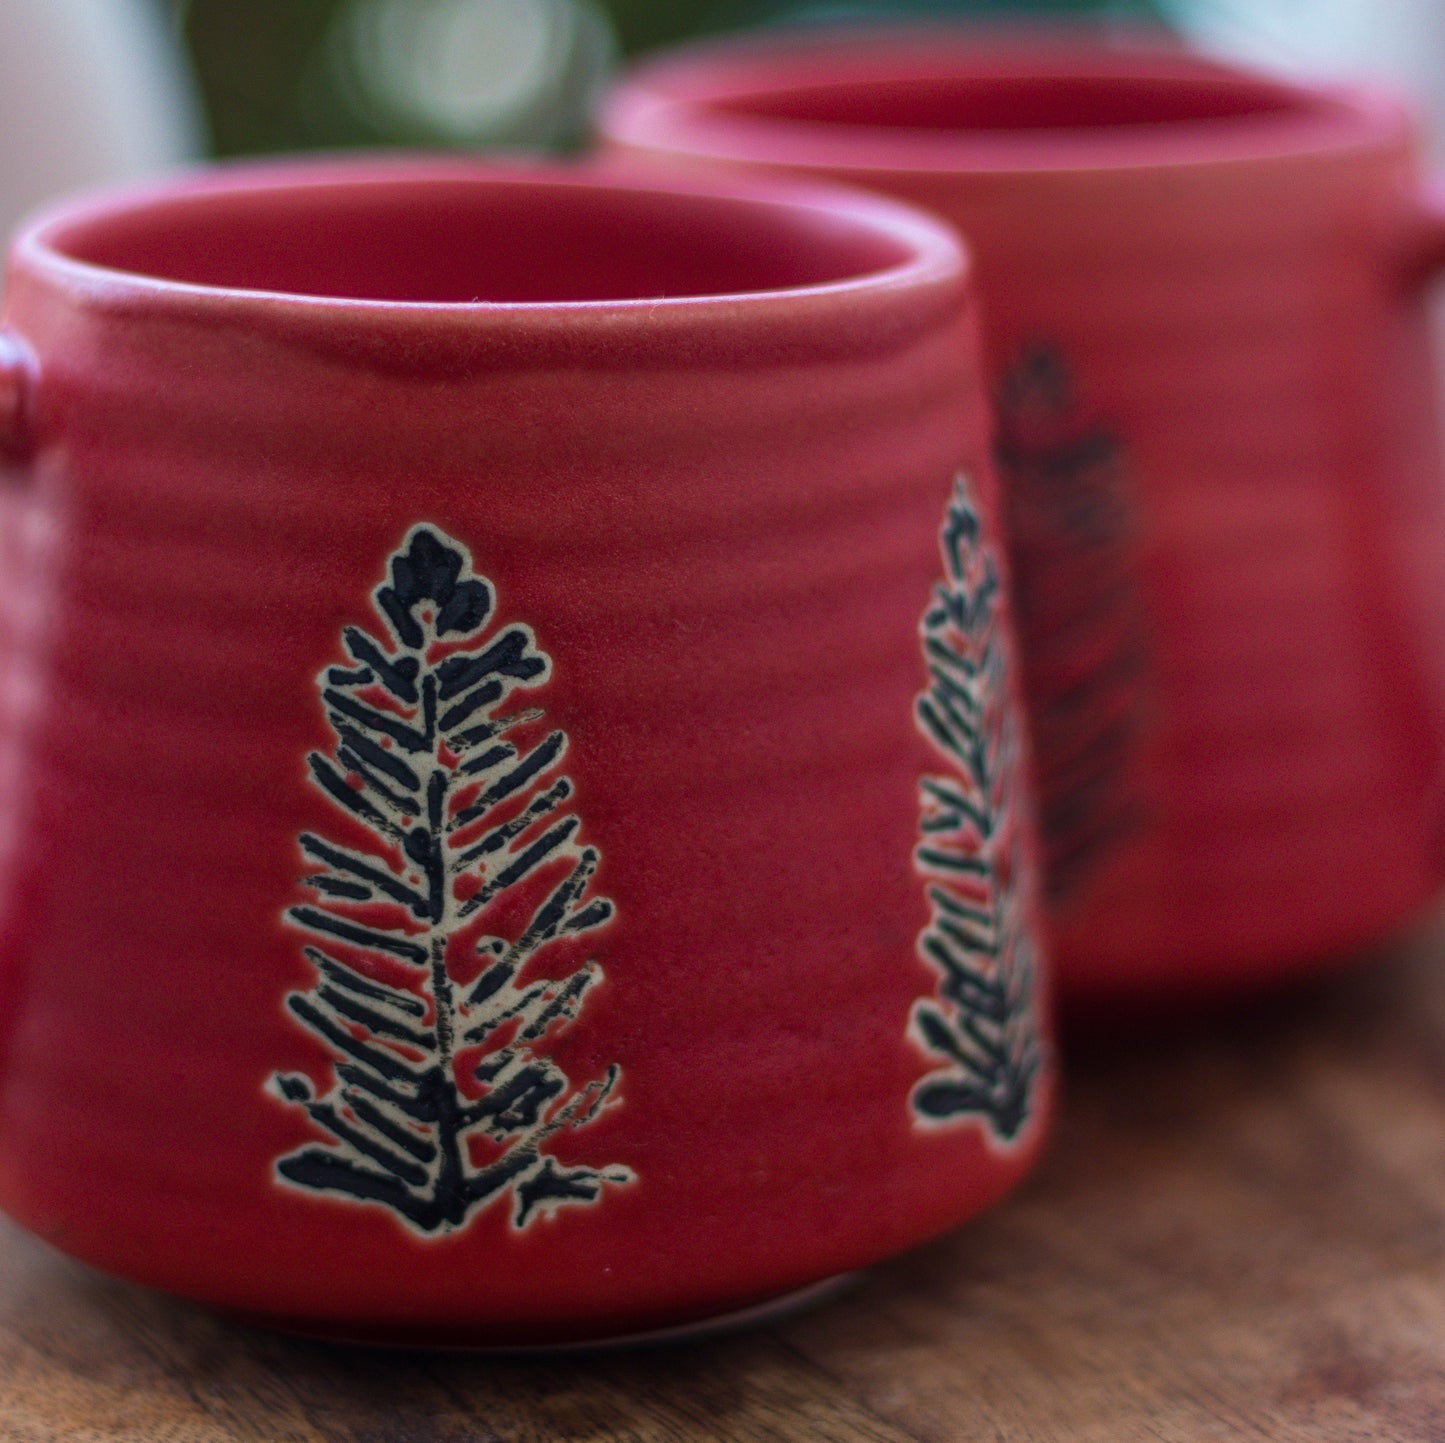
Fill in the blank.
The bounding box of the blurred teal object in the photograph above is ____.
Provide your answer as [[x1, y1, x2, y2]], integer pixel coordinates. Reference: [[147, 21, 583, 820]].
[[180, 0, 613, 155], [598, 0, 1161, 58], [606, 0, 1163, 56], [178, 0, 1165, 157]]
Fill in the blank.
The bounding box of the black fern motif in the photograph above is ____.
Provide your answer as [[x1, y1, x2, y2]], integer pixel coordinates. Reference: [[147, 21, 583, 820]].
[[910, 475, 1043, 1143], [269, 525, 633, 1235], [995, 343, 1149, 903]]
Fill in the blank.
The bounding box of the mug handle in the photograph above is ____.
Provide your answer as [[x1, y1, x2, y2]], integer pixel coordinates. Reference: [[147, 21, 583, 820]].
[[1397, 176, 1445, 287], [0, 329, 35, 461]]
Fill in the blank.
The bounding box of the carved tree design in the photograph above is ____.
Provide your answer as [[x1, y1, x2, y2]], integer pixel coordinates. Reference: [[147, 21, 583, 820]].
[[995, 342, 1148, 903], [910, 475, 1043, 1144], [269, 525, 633, 1235]]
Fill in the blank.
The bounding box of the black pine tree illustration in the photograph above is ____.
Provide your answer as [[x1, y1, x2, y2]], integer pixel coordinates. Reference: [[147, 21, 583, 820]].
[[995, 342, 1148, 903], [910, 474, 1043, 1143], [269, 525, 633, 1235]]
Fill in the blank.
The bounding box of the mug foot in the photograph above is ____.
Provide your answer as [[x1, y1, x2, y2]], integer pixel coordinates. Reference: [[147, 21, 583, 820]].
[[242, 1272, 863, 1353]]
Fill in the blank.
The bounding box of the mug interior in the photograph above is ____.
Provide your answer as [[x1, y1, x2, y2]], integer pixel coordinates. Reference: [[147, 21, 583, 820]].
[[711, 70, 1336, 135], [37, 170, 922, 304]]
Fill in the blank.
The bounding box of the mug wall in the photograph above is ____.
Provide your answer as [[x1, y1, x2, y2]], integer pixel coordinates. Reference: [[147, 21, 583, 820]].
[[900, 144, 1445, 988]]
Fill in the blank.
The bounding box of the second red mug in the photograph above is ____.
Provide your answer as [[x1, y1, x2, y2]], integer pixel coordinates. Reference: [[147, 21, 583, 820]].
[[604, 34, 1445, 996]]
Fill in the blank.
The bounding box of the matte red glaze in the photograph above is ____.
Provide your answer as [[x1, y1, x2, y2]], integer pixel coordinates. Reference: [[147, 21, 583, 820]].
[[603, 34, 1445, 996], [0, 159, 1053, 1343]]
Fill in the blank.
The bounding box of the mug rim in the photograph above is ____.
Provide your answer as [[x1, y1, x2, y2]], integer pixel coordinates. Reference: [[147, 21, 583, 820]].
[[10, 153, 966, 320], [600, 28, 1417, 177]]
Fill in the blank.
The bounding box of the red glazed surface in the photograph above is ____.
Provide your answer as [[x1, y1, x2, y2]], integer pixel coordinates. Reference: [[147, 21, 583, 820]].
[[603, 35, 1445, 997], [0, 159, 1053, 1343]]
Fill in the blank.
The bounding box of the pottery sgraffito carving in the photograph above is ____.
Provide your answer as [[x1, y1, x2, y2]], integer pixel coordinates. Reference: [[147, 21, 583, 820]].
[[269, 525, 633, 1236], [909, 475, 1044, 1147], [994, 342, 1149, 904]]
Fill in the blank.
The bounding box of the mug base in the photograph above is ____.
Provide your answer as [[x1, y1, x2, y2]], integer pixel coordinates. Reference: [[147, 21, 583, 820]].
[[231, 1271, 862, 1353]]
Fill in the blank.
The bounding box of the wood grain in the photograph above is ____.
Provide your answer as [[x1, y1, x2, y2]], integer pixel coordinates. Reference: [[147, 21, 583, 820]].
[[7, 910, 1445, 1441]]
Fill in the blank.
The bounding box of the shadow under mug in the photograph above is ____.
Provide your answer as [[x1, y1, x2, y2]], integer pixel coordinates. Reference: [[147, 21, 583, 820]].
[[603, 34, 1445, 998], [0, 158, 1053, 1345]]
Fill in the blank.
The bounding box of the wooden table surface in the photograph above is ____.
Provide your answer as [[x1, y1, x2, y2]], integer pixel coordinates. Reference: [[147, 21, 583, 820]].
[[8, 912, 1445, 1442]]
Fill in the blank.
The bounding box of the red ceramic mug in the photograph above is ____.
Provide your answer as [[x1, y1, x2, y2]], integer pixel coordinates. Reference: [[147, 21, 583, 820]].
[[0, 158, 1053, 1345], [603, 34, 1445, 998]]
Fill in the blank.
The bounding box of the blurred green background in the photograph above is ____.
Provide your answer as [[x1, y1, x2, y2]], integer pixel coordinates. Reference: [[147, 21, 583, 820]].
[[170, 0, 1164, 158]]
